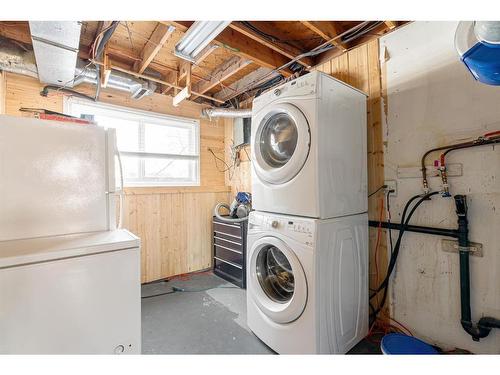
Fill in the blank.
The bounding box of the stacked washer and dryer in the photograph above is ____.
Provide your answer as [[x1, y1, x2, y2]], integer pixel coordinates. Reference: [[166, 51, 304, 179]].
[[246, 71, 369, 354]]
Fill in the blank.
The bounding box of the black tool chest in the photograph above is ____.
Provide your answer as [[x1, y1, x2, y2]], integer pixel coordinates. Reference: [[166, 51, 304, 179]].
[[212, 215, 247, 288]]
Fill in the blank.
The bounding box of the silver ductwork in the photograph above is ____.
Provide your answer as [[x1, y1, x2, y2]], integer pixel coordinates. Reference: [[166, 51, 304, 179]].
[[29, 21, 82, 87], [0, 38, 156, 99], [73, 60, 156, 99], [202, 107, 252, 119], [0, 38, 38, 79]]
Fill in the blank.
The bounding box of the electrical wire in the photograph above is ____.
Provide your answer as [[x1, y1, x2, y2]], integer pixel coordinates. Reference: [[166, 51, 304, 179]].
[[373, 196, 384, 309], [230, 21, 375, 98], [368, 184, 387, 198], [386, 189, 394, 254], [141, 285, 239, 299], [208, 148, 234, 173]]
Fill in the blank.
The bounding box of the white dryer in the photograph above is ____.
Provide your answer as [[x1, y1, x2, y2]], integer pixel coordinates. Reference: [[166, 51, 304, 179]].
[[251, 71, 367, 219], [246, 211, 368, 354]]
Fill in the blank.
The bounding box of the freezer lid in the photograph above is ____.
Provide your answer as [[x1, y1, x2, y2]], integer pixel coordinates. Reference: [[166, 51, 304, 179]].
[[0, 229, 140, 269]]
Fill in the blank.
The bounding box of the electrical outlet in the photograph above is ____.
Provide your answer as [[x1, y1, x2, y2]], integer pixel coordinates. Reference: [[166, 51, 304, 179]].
[[384, 179, 397, 196]]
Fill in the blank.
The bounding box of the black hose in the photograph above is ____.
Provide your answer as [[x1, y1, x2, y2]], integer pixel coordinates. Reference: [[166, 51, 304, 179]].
[[370, 191, 439, 320]]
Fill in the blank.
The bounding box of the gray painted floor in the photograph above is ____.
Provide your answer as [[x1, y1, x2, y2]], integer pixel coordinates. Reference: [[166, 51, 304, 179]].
[[141, 272, 274, 354], [141, 272, 378, 354]]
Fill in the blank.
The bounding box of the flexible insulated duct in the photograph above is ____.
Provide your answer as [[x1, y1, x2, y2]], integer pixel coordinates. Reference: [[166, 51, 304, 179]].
[[202, 107, 252, 119], [0, 38, 156, 99]]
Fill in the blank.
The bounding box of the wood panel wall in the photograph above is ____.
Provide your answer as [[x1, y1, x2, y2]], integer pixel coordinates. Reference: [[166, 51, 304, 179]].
[[0, 72, 5, 115], [2, 72, 230, 283], [223, 118, 252, 197], [225, 39, 387, 309]]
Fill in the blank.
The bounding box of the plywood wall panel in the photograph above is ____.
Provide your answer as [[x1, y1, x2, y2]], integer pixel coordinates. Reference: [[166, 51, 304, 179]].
[[2, 72, 230, 283]]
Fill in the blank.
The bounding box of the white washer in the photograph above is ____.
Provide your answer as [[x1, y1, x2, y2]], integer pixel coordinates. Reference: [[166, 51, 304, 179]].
[[251, 71, 367, 219], [246, 211, 368, 354]]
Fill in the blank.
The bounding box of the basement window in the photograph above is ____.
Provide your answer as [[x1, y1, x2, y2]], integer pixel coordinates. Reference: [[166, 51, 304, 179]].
[[65, 98, 200, 187]]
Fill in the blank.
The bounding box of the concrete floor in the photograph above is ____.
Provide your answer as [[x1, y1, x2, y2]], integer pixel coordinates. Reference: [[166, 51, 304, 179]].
[[141, 272, 379, 354]]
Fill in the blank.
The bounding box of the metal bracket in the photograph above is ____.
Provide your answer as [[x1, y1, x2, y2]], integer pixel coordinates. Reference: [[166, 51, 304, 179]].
[[397, 163, 463, 179], [441, 239, 483, 257]]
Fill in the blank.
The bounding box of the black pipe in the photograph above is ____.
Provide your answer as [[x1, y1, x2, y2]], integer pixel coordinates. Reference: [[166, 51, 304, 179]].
[[370, 194, 500, 341], [454, 195, 500, 341], [369, 220, 458, 238]]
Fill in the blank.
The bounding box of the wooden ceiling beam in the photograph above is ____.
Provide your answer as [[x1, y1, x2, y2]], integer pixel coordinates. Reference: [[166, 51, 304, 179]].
[[300, 21, 347, 51], [192, 56, 251, 98], [312, 22, 406, 66], [168, 21, 293, 77], [178, 60, 192, 83], [228, 22, 314, 68], [384, 21, 398, 30], [136, 23, 175, 74], [213, 66, 280, 102], [193, 44, 218, 65], [91, 59, 225, 104]]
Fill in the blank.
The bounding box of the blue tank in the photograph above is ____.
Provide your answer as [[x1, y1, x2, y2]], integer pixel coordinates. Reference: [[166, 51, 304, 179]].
[[456, 21, 500, 86]]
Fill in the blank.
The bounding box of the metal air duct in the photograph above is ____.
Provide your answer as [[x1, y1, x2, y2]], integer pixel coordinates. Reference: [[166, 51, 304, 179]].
[[202, 107, 252, 119], [0, 38, 156, 99]]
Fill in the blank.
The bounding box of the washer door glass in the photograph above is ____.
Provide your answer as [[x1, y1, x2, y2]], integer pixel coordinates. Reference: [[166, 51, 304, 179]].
[[259, 113, 298, 168], [256, 245, 295, 303]]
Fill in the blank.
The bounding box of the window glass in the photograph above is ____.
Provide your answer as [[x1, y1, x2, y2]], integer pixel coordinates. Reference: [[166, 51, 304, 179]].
[[66, 99, 200, 186]]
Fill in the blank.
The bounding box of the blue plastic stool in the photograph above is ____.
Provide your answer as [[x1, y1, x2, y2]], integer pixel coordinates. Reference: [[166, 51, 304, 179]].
[[381, 333, 438, 354]]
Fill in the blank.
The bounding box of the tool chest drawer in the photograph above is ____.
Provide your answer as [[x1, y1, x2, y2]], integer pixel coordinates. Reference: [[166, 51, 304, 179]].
[[212, 215, 247, 288]]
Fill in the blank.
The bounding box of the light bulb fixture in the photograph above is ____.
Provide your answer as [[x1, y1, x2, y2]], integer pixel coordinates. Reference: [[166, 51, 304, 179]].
[[174, 21, 230, 62]]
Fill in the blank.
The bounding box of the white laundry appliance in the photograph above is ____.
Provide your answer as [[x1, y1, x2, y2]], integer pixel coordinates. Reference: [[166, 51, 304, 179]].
[[251, 71, 367, 219], [246, 211, 368, 354], [0, 115, 141, 354]]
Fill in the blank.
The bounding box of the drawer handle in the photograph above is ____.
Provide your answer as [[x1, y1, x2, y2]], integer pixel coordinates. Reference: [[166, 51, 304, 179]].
[[215, 237, 242, 246], [214, 231, 242, 240], [215, 244, 243, 255], [213, 221, 240, 229], [214, 256, 243, 270]]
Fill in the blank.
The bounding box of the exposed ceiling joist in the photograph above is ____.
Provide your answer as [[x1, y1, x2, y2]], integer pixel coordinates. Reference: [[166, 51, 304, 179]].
[[213, 66, 279, 102], [192, 44, 218, 65], [136, 23, 175, 74], [300, 21, 347, 51], [178, 60, 191, 83], [161, 70, 178, 95], [173, 63, 191, 106], [228, 22, 314, 68], [168, 21, 293, 77], [192, 56, 251, 98], [384, 21, 398, 30], [92, 59, 225, 103], [313, 22, 403, 66]]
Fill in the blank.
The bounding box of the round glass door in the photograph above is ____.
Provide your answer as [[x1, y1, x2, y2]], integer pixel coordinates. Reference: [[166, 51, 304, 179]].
[[259, 113, 298, 168], [252, 103, 310, 185], [256, 245, 295, 303], [249, 236, 307, 323]]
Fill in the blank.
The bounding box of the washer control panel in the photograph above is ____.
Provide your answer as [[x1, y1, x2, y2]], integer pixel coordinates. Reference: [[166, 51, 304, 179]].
[[248, 212, 315, 246]]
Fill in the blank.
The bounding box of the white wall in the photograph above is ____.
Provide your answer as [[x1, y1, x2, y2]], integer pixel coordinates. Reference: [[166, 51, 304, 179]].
[[380, 21, 500, 353]]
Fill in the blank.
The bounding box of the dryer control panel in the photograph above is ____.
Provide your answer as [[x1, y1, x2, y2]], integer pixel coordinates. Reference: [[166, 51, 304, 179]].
[[252, 71, 318, 112]]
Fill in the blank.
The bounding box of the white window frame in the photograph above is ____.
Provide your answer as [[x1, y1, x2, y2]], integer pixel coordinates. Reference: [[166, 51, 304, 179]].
[[64, 97, 200, 187]]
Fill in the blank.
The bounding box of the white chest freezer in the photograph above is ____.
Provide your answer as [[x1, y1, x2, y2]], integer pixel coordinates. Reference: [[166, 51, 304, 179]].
[[0, 229, 141, 354]]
